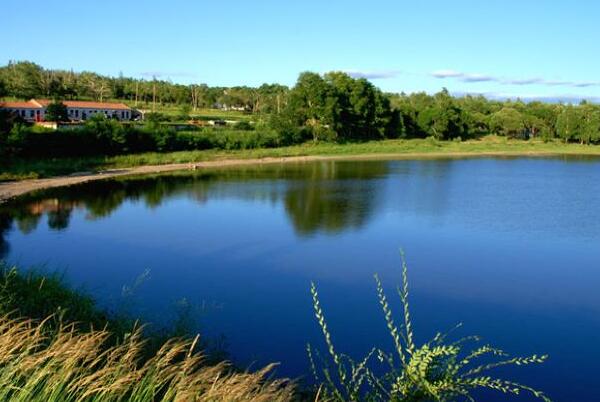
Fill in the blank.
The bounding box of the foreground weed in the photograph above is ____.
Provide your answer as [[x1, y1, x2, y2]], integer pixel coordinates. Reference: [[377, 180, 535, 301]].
[[308, 253, 550, 402]]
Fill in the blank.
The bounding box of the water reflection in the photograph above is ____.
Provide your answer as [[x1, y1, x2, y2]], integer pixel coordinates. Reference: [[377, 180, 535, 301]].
[[0, 161, 389, 253], [0, 212, 11, 259], [284, 162, 386, 235]]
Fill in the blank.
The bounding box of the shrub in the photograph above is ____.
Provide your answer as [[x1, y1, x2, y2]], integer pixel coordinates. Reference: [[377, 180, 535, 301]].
[[2, 122, 294, 159], [234, 121, 254, 131], [45, 101, 69, 122], [308, 253, 550, 402]]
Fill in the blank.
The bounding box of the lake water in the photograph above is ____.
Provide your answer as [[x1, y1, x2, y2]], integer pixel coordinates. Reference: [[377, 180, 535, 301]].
[[2, 157, 600, 401]]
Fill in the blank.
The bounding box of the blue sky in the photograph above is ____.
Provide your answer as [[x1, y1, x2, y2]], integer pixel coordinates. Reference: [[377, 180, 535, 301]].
[[3, 0, 600, 100]]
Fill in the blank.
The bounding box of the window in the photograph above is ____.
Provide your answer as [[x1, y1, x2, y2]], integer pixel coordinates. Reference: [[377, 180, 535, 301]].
[[30, 110, 34, 117], [75, 110, 79, 117], [20, 110, 25, 117]]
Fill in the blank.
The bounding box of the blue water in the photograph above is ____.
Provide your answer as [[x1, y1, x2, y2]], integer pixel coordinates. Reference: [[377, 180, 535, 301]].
[[2, 157, 600, 401]]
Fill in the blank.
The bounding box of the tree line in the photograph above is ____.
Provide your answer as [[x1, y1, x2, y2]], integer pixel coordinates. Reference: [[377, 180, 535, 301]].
[[0, 61, 287, 113], [2, 60, 600, 145]]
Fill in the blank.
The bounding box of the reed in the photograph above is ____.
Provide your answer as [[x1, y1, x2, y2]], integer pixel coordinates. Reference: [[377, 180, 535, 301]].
[[0, 315, 294, 401]]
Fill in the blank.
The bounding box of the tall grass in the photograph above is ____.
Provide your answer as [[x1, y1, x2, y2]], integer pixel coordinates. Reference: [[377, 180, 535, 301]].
[[0, 315, 294, 401], [308, 253, 550, 401]]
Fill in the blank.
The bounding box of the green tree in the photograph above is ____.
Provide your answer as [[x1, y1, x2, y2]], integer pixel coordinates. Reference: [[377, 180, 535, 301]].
[[284, 72, 339, 142], [44, 101, 68, 122], [489, 107, 526, 138], [84, 114, 126, 152], [555, 105, 581, 143], [1, 61, 43, 99], [0, 78, 6, 98], [280, 71, 399, 142], [325, 72, 397, 140], [417, 89, 468, 140], [579, 105, 600, 144]]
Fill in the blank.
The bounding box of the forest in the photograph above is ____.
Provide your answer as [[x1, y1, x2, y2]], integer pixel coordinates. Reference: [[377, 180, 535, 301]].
[[2, 60, 600, 161]]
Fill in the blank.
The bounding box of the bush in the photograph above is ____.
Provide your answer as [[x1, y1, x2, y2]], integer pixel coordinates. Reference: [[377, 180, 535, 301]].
[[45, 101, 69, 122], [2, 117, 289, 160], [234, 121, 254, 131]]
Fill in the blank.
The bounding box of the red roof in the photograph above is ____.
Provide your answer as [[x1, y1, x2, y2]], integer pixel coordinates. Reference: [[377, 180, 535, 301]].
[[36, 99, 131, 110], [0, 100, 42, 109]]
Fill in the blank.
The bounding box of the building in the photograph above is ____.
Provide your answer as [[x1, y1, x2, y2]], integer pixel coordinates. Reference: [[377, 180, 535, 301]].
[[0, 99, 133, 122], [0, 100, 44, 122]]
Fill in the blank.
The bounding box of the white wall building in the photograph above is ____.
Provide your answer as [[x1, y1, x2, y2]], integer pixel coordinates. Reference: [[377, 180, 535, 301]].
[[0, 99, 132, 122]]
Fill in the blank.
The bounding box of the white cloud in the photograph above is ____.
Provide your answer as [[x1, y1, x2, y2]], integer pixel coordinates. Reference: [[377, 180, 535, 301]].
[[431, 69, 464, 78], [502, 78, 544, 85], [344, 70, 400, 79], [432, 69, 600, 89], [452, 90, 600, 104], [460, 74, 495, 83]]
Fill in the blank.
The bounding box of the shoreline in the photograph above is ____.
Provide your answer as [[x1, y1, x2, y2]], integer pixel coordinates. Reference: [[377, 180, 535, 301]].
[[1, 149, 599, 203]]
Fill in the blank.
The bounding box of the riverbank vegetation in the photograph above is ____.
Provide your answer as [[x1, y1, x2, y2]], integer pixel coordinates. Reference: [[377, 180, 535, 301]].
[[0, 263, 295, 401], [3, 61, 600, 181], [0, 315, 294, 401], [0, 259, 550, 401], [2, 135, 600, 182]]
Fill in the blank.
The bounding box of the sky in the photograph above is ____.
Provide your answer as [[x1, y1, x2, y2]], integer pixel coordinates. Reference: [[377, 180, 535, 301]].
[[3, 0, 600, 101]]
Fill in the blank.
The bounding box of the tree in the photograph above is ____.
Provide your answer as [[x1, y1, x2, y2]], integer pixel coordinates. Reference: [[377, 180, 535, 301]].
[[555, 105, 581, 143], [45, 101, 68, 122], [0, 78, 6, 98], [189, 84, 205, 111], [84, 114, 126, 152], [79, 72, 111, 102], [579, 105, 600, 144], [280, 71, 399, 142], [1, 61, 43, 99], [256, 84, 288, 114], [284, 72, 339, 142], [489, 107, 526, 138], [416, 89, 468, 140]]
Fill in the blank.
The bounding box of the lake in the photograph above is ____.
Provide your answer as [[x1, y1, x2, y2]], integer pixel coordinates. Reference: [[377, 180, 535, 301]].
[[2, 157, 600, 401]]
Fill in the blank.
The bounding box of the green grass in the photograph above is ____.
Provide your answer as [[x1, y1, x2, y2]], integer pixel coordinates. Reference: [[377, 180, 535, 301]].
[[0, 263, 226, 363], [3, 136, 600, 182]]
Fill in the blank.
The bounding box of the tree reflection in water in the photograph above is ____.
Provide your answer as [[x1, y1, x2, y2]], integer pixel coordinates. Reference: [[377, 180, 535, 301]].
[[0, 161, 390, 254]]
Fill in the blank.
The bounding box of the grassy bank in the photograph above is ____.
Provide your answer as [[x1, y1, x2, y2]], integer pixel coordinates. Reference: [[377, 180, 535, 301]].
[[3, 136, 600, 182], [0, 259, 551, 401], [0, 263, 217, 359], [0, 263, 296, 401]]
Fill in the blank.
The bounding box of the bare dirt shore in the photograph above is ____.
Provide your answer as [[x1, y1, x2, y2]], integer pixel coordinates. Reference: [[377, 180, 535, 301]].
[[0, 151, 584, 203], [0, 155, 340, 203]]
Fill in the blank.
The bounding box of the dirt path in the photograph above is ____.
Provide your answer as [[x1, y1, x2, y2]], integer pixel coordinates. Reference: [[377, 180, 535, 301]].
[[0, 151, 584, 203]]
